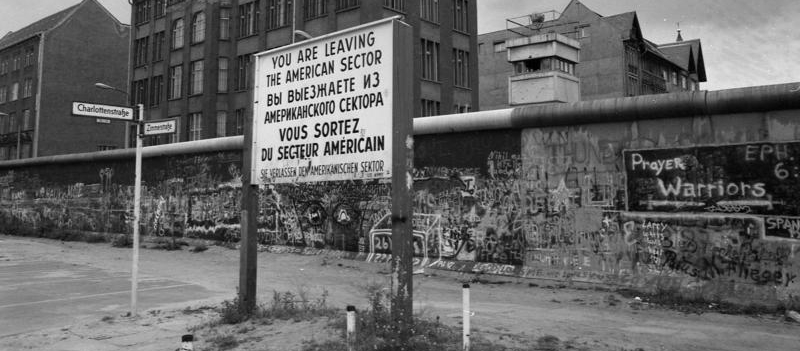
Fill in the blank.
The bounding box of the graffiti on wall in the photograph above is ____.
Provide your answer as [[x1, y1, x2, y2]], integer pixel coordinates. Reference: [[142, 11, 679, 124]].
[[0, 120, 798, 305]]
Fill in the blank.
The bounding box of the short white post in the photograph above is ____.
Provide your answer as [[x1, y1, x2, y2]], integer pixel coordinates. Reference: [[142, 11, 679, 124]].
[[463, 283, 470, 351], [180, 334, 194, 351], [346, 305, 356, 351]]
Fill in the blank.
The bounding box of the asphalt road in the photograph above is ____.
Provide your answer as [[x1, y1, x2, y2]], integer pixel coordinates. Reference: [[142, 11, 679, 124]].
[[0, 241, 211, 338], [2, 235, 799, 351]]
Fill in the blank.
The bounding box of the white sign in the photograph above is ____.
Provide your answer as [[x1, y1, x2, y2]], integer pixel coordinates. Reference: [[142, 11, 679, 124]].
[[72, 102, 134, 121], [144, 119, 177, 135], [252, 18, 396, 184]]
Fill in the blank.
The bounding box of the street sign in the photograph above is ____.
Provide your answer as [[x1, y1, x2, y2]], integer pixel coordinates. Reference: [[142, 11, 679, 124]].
[[251, 18, 397, 184], [143, 118, 177, 136], [72, 102, 134, 121]]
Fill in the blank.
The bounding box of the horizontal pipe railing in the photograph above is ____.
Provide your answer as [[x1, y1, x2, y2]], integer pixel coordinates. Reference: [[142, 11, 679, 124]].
[[1, 82, 799, 169]]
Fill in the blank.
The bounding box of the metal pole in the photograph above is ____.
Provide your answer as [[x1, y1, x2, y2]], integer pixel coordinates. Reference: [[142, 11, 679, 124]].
[[291, 0, 296, 43], [239, 58, 258, 314], [390, 20, 414, 345], [463, 283, 470, 351], [131, 104, 144, 316]]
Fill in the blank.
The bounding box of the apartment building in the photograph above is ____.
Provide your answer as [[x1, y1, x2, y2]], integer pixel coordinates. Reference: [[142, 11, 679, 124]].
[[129, 0, 478, 145], [0, 0, 129, 158]]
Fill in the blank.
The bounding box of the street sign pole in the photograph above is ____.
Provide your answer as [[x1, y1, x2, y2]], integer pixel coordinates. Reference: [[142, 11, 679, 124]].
[[390, 21, 414, 344], [130, 103, 144, 316], [240, 61, 258, 314]]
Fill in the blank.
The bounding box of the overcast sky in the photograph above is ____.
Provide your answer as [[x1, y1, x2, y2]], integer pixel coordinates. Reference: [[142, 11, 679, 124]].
[[1, 0, 797, 91]]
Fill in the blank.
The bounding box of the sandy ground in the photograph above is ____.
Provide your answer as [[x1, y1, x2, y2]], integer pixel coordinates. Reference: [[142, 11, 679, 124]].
[[1, 235, 799, 351]]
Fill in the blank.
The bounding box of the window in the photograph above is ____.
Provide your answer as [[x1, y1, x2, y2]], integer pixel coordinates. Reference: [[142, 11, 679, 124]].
[[190, 60, 204, 95], [22, 109, 30, 130], [8, 112, 16, 133], [236, 55, 252, 90], [20, 143, 30, 159], [22, 78, 32, 98], [0, 113, 6, 133], [453, 103, 470, 113], [626, 75, 638, 96], [152, 31, 165, 61], [218, 57, 229, 92], [493, 41, 506, 53], [575, 25, 590, 39], [336, 0, 359, 10], [0, 59, 7, 74], [169, 64, 183, 99], [305, 0, 327, 19], [453, 0, 468, 32], [134, 0, 151, 24], [219, 8, 231, 39], [0, 86, 6, 103], [384, 0, 404, 11], [188, 112, 202, 141], [134, 37, 149, 66], [671, 71, 677, 85], [452, 49, 469, 88], [216, 111, 227, 137], [420, 0, 438, 22], [0, 147, 7, 160], [12, 55, 20, 71], [680, 75, 687, 89], [235, 108, 246, 135], [172, 18, 184, 49], [555, 58, 574, 74], [421, 39, 439, 81], [661, 68, 668, 82], [192, 12, 206, 43], [154, 0, 165, 18], [24, 48, 34, 67], [133, 79, 148, 105], [513, 57, 573, 75], [240, 1, 261, 36], [420, 99, 440, 117], [150, 75, 163, 107], [625, 45, 638, 75], [10, 82, 18, 101], [266, 0, 291, 30]]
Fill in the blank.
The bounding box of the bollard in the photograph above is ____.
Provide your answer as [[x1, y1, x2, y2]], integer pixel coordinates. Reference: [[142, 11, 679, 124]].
[[346, 305, 357, 351], [180, 334, 193, 351], [463, 283, 470, 351]]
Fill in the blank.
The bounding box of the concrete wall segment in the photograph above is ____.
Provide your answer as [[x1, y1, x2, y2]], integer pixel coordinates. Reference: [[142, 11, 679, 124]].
[[1, 84, 799, 307]]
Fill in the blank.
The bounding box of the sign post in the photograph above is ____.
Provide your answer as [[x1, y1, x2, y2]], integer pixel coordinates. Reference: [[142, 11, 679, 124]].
[[73, 100, 145, 317], [131, 103, 143, 316], [246, 18, 414, 339]]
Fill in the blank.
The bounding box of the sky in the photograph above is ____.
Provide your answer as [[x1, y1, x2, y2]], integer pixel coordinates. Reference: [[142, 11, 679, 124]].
[[0, 0, 798, 91]]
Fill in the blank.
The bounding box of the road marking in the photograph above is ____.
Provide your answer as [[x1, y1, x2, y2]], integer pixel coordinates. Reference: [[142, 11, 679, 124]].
[[0, 283, 195, 309], [0, 275, 131, 287]]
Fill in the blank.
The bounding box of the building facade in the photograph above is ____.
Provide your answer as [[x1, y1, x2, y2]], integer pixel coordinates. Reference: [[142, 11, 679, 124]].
[[478, 0, 706, 110], [0, 0, 130, 159], [130, 0, 478, 145]]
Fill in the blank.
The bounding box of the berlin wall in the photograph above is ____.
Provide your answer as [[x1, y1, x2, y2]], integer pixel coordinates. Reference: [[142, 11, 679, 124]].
[[1, 83, 799, 307]]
